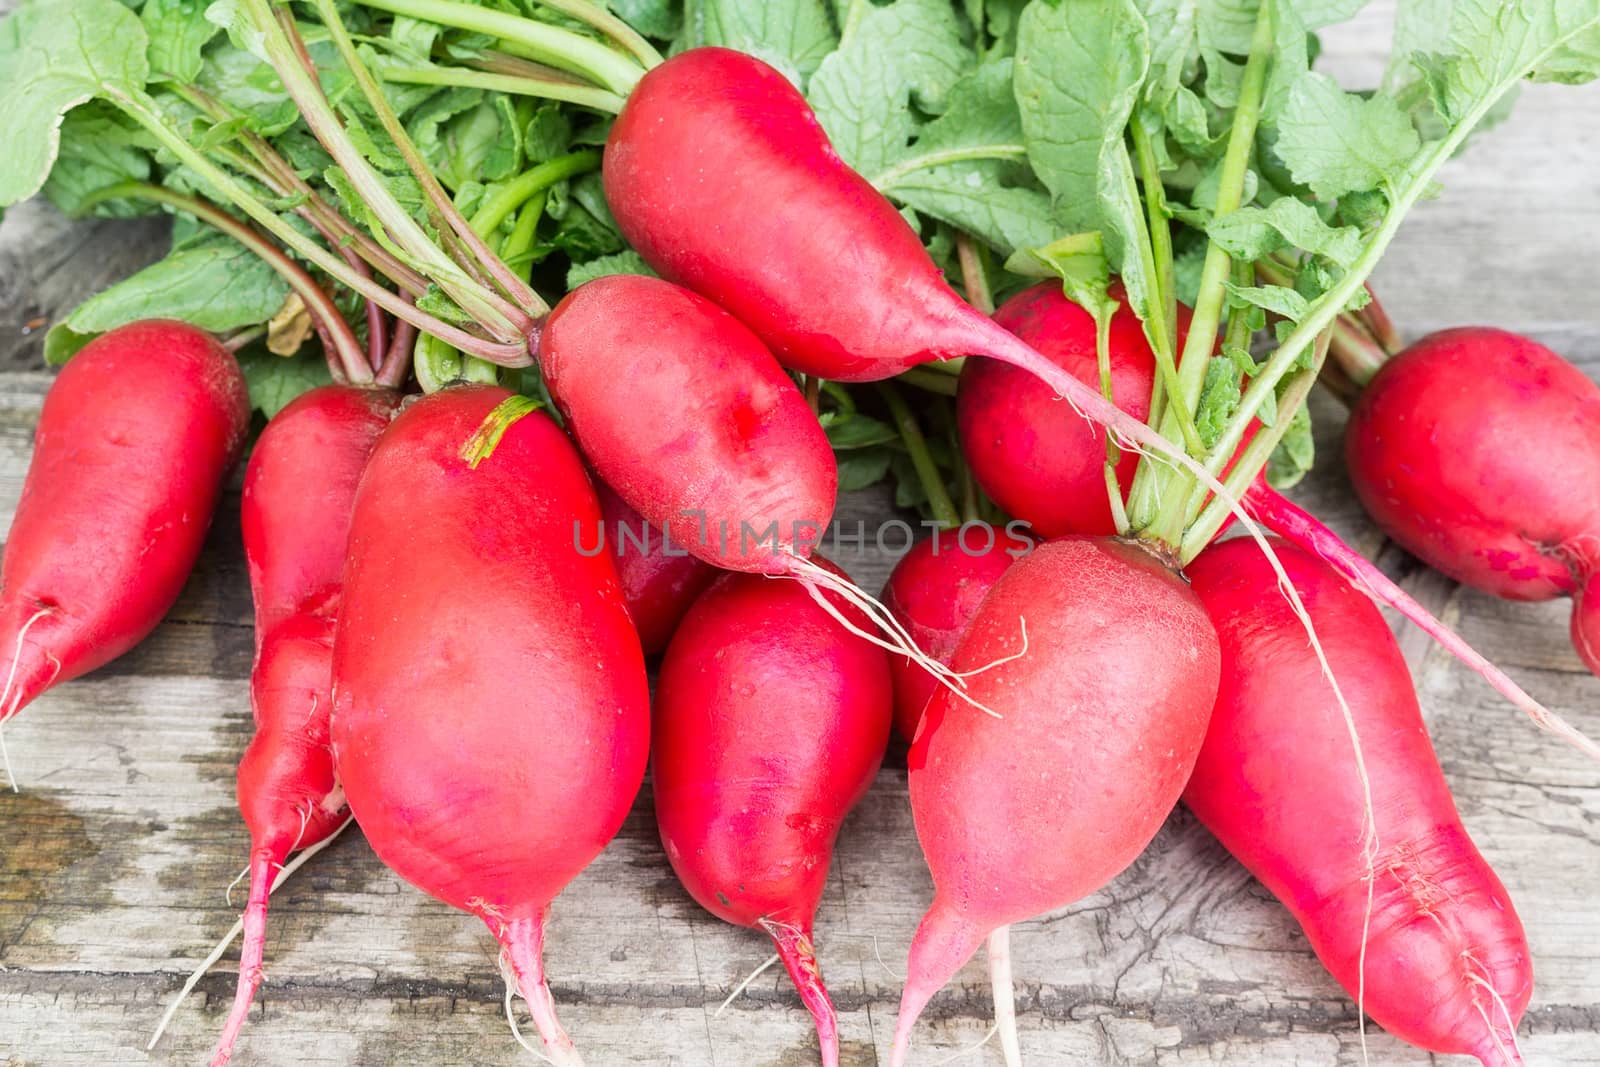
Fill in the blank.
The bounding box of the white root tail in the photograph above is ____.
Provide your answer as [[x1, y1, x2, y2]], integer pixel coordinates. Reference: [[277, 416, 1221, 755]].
[[987, 926, 1021, 1067]]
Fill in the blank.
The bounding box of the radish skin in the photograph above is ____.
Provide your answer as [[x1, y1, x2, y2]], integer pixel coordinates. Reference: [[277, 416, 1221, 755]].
[[1185, 538, 1532, 1066], [212, 384, 399, 1066], [653, 558, 891, 1066], [892, 537, 1220, 1064], [1346, 327, 1600, 677], [593, 479, 716, 656], [0, 320, 248, 728], [331, 386, 650, 1064], [539, 274, 837, 575], [879, 529, 1022, 743]]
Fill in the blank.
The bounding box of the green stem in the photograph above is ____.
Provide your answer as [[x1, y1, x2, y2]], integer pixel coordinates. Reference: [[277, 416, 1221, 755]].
[[82, 181, 370, 383], [246, 1, 527, 341], [897, 367, 961, 396], [311, 0, 544, 314], [105, 87, 529, 366], [500, 196, 546, 265], [375, 62, 626, 112], [1130, 115, 1177, 365], [1256, 256, 1387, 384], [877, 383, 959, 530], [469, 152, 602, 236], [530, 0, 663, 69], [1179, 341, 1325, 564], [1094, 313, 1131, 537], [870, 145, 1028, 189], [348, 0, 645, 95], [840, 0, 870, 44], [955, 233, 993, 315]]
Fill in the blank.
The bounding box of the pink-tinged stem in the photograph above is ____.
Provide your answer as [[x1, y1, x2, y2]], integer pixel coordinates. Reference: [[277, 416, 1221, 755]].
[[1244, 483, 1600, 761], [761, 918, 840, 1067], [496, 913, 585, 1066], [1360, 284, 1403, 356], [208, 846, 282, 1067], [380, 312, 418, 389]]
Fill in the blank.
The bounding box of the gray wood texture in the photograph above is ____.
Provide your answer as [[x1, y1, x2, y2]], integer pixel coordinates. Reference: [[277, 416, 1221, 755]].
[[2, 2, 1599, 1064]]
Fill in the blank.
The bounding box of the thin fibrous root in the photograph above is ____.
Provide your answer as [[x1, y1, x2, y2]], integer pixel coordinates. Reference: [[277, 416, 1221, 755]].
[[987, 927, 1021, 1067], [147, 817, 354, 1052], [712, 952, 780, 1017]]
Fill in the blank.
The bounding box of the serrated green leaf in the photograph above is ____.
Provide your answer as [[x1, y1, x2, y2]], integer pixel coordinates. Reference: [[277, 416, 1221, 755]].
[[681, 0, 837, 85], [237, 347, 334, 418], [41, 105, 155, 218], [837, 447, 894, 492], [65, 238, 291, 336], [566, 249, 658, 288], [810, 0, 968, 178], [1266, 397, 1314, 488], [1225, 281, 1310, 321], [1443, 0, 1600, 112], [1207, 197, 1362, 266], [144, 0, 221, 83], [1277, 72, 1420, 199], [0, 0, 149, 206], [612, 0, 682, 39], [823, 413, 899, 450]]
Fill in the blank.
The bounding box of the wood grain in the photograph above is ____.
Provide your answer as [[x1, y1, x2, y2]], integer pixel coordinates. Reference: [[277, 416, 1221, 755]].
[[3, 1, 1600, 1063]]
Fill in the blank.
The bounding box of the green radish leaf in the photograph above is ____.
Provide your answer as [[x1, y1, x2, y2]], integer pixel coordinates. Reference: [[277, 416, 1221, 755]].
[[1138, 0, 1198, 109], [42, 323, 97, 366], [41, 105, 155, 219], [193, 31, 300, 136], [612, 0, 682, 40], [836, 447, 894, 493], [1014, 0, 1159, 327], [1224, 281, 1310, 321], [65, 238, 291, 336], [1276, 72, 1420, 199], [566, 250, 659, 288], [681, 0, 838, 86], [0, 0, 149, 206], [1194, 351, 1246, 448], [869, 59, 1053, 255], [237, 347, 334, 418], [1445, 0, 1600, 104], [809, 0, 968, 179], [823, 413, 900, 451], [1266, 397, 1314, 488], [1206, 198, 1363, 267], [143, 0, 221, 83], [1005, 232, 1119, 325]]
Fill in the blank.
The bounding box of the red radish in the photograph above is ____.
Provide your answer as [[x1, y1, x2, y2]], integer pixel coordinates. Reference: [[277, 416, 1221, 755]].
[[331, 386, 650, 1065], [538, 274, 837, 576], [959, 283, 1181, 537], [1346, 327, 1600, 676], [653, 556, 892, 1067], [967, 283, 1594, 754], [602, 49, 1227, 508], [593, 479, 716, 656], [879, 528, 1023, 743], [0, 320, 248, 729], [891, 537, 1220, 1065], [1185, 537, 1532, 1066], [212, 384, 399, 1066]]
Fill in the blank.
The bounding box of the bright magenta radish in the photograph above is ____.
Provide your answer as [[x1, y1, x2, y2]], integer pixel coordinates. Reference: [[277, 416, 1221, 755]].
[[960, 283, 1176, 537], [1346, 327, 1600, 674], [594, 479, 716, 656], [603, 49, 1204, 488], [331, 386, 649, 1065], [539, 274, 837, 575], [1185, 537, 1532, 1066], [212, 384, 398, 1066], [653, 556, 891, 1067], [0, 320, 248, 725], [892, 538, 1219, 1064], [879, 528, 1022, 743]]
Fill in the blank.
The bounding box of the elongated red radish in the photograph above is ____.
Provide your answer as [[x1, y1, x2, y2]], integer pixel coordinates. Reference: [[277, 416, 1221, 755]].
[[891, 537, 1220, 1064], [879, 528, 1022, 743], [602, 49, 1244, 522], [212, 384, 399, 1066], [653, 556, 891, 1067], [538, 274, 836, 576], [968, 282, 1588, 752], [0, 321, 248, 735], [331, 386, 650, 1065], [959, 283, 1183, 537], [1346, 327, 1600, 676], [1185, 537, 1532, 1066], [593, 479, 716, 656]]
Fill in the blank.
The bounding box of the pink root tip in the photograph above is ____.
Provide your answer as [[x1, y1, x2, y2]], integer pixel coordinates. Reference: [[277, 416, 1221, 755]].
[[762, 919, 840, 1067], [889, 899, 988, 1067], [209, 848, 280, 1067], [496, 912, 585, 1067]]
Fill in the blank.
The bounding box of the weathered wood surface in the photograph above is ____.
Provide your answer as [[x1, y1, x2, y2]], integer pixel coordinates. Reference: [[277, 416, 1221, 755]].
[[3, 3, 1600, 1065]]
